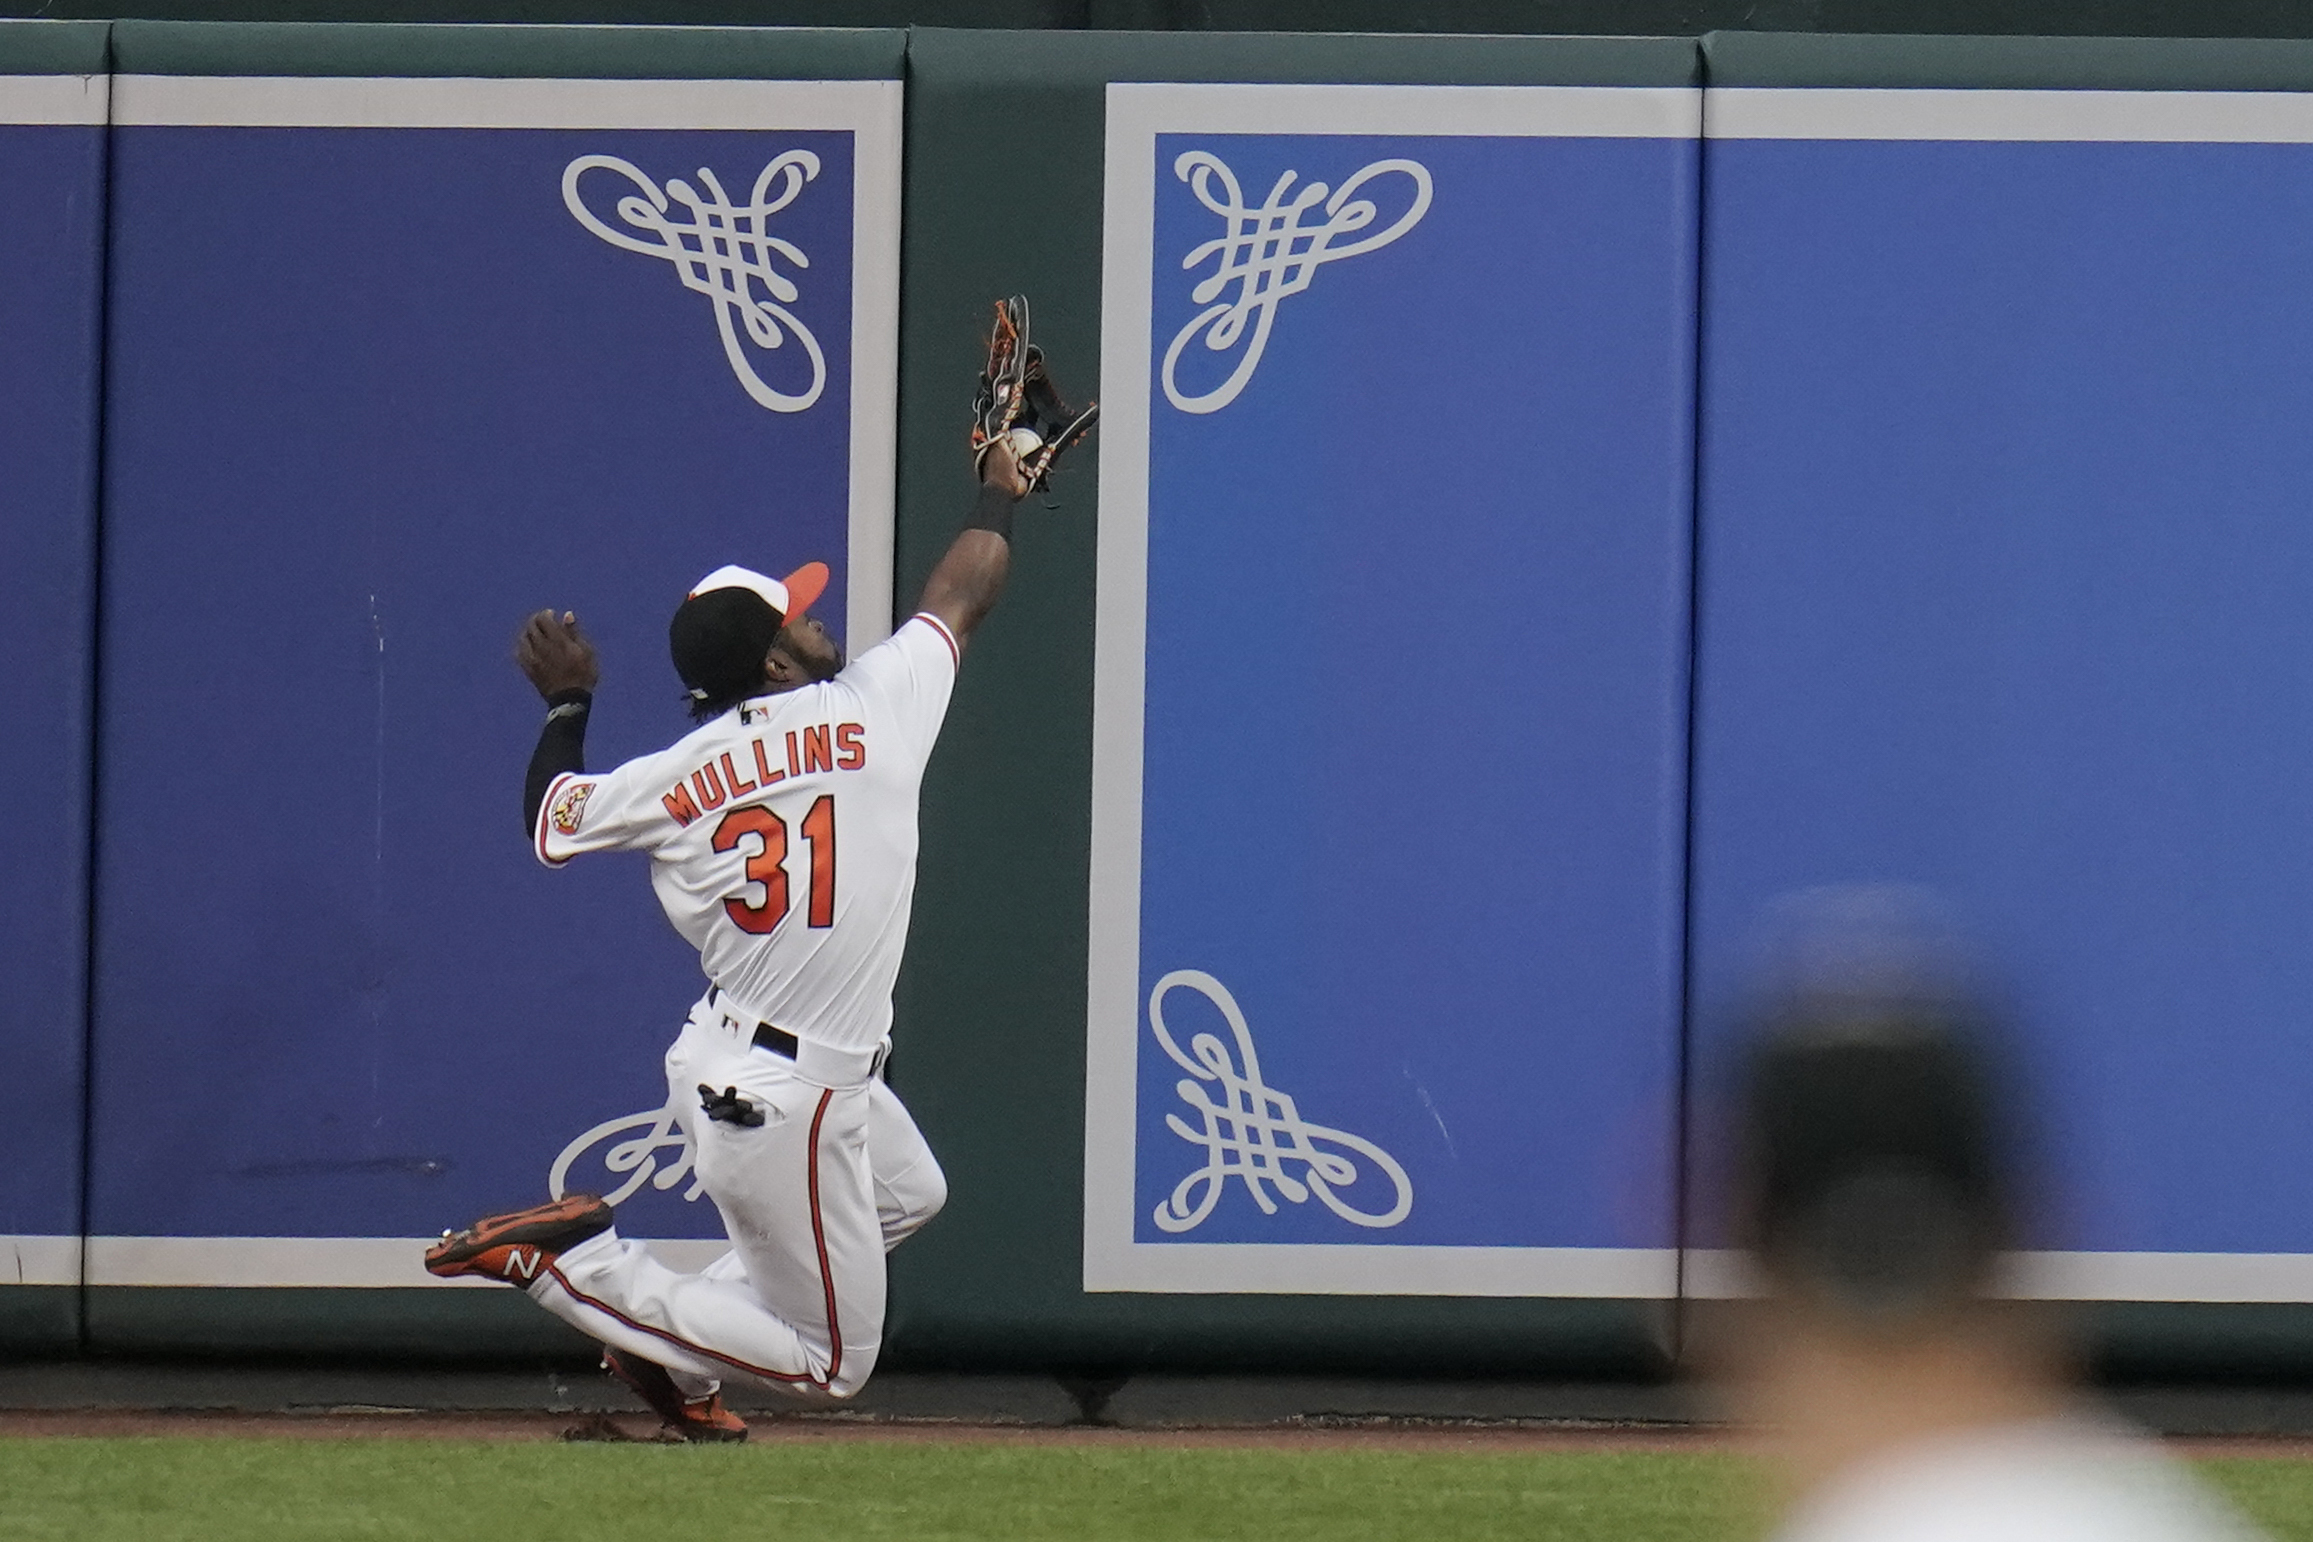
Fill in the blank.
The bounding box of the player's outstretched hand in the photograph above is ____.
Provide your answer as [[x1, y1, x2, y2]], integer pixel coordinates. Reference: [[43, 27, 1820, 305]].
[[516, 609, 601, 699], [979, 435, 1030, 500]]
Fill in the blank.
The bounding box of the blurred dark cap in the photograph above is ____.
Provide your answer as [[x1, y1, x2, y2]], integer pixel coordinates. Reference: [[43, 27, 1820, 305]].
[[1735, 887, 2017, 1325]]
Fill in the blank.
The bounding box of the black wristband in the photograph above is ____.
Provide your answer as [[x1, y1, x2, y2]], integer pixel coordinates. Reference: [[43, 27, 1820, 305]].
[[544, 687, 593, 722], [965, 480, 1017, 542]]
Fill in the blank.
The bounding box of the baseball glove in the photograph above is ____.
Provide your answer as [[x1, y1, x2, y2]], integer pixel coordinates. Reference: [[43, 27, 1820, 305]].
[[971, 294, 1099, 493]]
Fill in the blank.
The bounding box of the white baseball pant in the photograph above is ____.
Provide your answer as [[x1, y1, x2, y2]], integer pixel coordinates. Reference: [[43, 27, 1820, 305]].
[[526, 994, 946, 1401]]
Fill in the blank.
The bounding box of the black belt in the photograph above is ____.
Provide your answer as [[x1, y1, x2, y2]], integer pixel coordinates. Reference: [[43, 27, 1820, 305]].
[[707, 986, 798, 1060]]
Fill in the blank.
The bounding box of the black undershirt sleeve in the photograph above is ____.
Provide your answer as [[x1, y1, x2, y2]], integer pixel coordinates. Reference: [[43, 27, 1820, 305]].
[[964, 479, 1017, 542], [522, 688, 592, 837]]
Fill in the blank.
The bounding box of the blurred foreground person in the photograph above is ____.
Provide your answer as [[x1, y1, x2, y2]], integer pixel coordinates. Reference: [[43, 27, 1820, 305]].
[[1723, 888, 2260, 1542]]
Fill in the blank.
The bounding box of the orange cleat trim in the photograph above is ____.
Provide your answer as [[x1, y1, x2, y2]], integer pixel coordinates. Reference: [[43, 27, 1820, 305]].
[[424, 1193, 611, 1282]]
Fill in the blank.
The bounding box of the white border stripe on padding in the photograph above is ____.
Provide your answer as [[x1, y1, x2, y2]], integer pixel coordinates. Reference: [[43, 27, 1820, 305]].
[[840, 77, 902, 653], [1090, 1244, 1679, 1299], [1, 1236, 83, 1286], [1110, 81, 1699, 140], [80, 1234, 1663, 1297], [0, 74, 107, 127], [1685, 1248, 2313, 1303], [1710, 87, 2313, 143], [112, 74, 889, 130], [2006, 1250, 2313, 1303], [59, 1237, 2313, 1299], [83, 1235, 728, 1287]]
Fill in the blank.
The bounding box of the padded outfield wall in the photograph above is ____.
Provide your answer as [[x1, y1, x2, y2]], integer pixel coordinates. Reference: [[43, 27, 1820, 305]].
[[7, 18, 2313, 1376], [81, 19, 906, 1357], [1688, 30, 2313, 1377], [0, 21, 106, 1355]]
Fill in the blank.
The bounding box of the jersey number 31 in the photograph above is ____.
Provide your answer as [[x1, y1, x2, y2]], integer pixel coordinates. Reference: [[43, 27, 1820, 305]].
[[711, 795, 836, 935]]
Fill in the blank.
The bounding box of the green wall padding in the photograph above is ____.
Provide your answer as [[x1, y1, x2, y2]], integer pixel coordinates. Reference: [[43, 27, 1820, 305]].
[[109, 17, 905, 76], [0, 17, 107, 71], [14, 1, 1066, 27], [85, 1289, 597, 1363], [1701, 28, 2313, 88]]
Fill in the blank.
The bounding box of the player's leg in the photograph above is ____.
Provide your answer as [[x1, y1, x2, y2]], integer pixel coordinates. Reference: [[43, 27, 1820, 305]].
[[633, 1091, 928, 1414], [425, 1197, 805, 1402], [529, 1077, 875, 1399], [599, 1343, 745, 1442], [868, 1075, 947, 1252], [512, 1010, 873, 1398], [655, 1250, 749, 1398], [681, 1023, 886, 1396], [528, 1237, 808, 1388], [700, 1069, 887, 1399], [626, 1091, 929, 1412], [598, 1019, 741, 1423], [635, 1078, 931, 1372], [612, 1249, 745, 1410]]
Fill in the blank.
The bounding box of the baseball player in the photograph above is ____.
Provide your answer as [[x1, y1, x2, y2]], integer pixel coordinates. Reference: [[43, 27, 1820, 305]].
[[422, 425, 1041, 1441], [1722, 889, 2260, 1542]]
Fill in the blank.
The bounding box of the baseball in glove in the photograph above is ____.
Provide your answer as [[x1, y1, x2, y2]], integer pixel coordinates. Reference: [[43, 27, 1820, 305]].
[[971, 295, 1099, 493]]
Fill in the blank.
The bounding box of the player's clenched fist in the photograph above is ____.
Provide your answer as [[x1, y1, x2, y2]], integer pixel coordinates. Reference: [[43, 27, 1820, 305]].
[[515, 608, 601, 699]]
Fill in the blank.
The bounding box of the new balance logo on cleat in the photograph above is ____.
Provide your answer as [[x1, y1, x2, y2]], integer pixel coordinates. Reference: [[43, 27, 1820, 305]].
[[423, 1194, 613, 1285]]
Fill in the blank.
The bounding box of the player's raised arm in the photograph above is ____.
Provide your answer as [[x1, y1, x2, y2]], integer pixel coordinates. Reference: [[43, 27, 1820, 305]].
[[914, 440, 1028, 649], [515, 608, 600, 836], [920, 294, 1098, 652]]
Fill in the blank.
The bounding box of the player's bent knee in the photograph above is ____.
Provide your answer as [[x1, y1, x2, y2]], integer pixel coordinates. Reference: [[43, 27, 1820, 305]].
[[910, 1157, 949, 1223], [879, 1156, 948, 1248], [819, 1346, 881, 1403]]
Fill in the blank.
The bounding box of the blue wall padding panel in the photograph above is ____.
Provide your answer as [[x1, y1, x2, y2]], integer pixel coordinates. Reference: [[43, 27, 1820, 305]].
[[0, 117, 104, 1250], [1126, 130, 1698, 1253], [91, 120, 865, 1245], [1692, 137, 2313, 1253]]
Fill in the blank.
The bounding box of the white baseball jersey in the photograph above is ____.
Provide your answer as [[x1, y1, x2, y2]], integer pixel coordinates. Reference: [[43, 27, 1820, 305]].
[[532, 612, 960, 1054], [1772, 1415, 2261, 1542]]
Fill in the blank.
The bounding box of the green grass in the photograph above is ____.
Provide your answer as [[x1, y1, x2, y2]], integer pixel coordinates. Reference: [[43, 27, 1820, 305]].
[[2201, 1461, 2313, 1542], [1, 1439, 2309, 1542], [0, 1441, 1746, 1542]]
